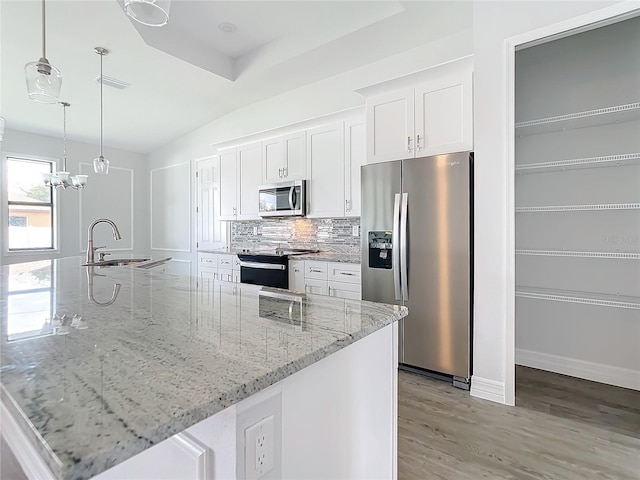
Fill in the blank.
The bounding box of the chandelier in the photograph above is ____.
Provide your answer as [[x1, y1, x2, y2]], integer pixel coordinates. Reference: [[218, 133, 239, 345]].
[[42, 102, 87, 189]]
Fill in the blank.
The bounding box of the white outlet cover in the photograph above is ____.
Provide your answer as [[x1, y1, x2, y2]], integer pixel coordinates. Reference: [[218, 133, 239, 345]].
[[352, 225, 359, 237], [245, 415, 275, 480]]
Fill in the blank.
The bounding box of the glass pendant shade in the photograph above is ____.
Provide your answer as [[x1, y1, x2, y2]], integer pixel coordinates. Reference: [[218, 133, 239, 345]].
[[124, 0, 170, 27], [93, 156, 109, 174], [25, 59, 62, 103], [26, 0, 62, 103]]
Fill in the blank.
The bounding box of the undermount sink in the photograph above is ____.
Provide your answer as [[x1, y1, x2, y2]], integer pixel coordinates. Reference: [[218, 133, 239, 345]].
[[83, 258, 150, 267]]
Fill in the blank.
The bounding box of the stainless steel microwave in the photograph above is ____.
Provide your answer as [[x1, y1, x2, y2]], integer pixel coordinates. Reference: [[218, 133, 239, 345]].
[[258, 180, 306, 217]]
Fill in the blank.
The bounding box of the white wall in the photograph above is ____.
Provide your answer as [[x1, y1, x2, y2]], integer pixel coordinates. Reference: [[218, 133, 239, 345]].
[[1, 128, 149, 265], [471, 0, 628, 404], [146, 30, 472, 268]]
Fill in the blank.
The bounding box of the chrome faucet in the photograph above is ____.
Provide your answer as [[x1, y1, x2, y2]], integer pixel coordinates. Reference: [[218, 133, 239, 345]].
[[86, 218, 122, 264]]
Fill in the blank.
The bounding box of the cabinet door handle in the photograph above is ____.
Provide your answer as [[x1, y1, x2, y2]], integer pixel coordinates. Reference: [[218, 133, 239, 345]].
[[283, 167, 288, 177], [417, 134, 423, 151], [345, 199, 350, 212], [407, 136, 412, 152], [278, 168, 282, 177], [328, 285, 331, 295]]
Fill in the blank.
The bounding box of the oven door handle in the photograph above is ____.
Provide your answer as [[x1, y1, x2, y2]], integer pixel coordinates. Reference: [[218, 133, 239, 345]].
[[239, 261, 286, 270]]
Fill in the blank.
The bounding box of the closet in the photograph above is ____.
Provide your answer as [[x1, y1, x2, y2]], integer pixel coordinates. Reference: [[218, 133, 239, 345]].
[[514, 15, 640, 390]]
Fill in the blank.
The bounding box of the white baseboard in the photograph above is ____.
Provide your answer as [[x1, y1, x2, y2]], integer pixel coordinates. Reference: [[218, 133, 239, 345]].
[[470, 376, 506, 404], [516, 348, 640, 391]]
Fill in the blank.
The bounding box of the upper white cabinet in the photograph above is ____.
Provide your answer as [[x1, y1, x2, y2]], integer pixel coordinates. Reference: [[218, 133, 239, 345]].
[[219, 147, 238, 220], [344, 119, 365, 217], [262, 131, 306, 183], [364, 58, 473, 164], [196, 156, 225, 250], [366, 88, 415, 163], [219, 143, 262, 221], [236, 141, 262, 219], [306, 123, 345, 218]]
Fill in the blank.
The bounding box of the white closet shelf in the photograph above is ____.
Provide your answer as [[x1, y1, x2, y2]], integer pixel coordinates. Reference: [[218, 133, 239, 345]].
[[516, 249, 640, 260], [515, 152, 640, 173], [515, 102, 640, 136], [515, 287, 640, 310], [515, 203, 640, 213]]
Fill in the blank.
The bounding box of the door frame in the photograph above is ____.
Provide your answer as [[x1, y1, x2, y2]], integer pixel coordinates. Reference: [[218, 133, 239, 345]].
[[504, 1, 640, 405]]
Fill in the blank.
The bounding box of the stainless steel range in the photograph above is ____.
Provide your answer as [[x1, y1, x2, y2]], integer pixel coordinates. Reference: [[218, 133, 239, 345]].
[[237, 248, 318, 289]]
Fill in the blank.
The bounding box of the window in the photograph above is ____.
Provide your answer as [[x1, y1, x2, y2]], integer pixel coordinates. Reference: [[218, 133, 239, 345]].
[[6, 156, 55, 251]]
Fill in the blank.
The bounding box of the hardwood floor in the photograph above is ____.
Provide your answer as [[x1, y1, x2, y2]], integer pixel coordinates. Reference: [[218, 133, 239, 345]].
[[398, 366, 640, 480]]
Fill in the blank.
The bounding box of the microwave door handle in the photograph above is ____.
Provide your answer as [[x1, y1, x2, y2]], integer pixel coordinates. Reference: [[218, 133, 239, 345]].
[[289, 186, 295, 210]]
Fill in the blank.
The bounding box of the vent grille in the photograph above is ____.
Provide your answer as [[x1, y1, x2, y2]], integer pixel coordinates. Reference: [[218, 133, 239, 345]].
[[95, 75, 130, 90]]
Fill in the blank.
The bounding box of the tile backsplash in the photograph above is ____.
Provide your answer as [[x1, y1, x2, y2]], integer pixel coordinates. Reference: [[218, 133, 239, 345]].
[[232, 217, 361, 254]]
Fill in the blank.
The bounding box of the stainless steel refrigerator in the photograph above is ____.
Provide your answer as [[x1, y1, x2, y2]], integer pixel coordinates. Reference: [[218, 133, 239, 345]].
[[361, 151, 473, 389]]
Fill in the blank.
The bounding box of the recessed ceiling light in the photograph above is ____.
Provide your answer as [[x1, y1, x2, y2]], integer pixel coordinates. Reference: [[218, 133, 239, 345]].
[[218, 22, 237, 33]]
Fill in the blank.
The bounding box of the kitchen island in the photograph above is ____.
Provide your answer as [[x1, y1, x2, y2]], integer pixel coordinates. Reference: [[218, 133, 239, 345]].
[[0, 257, 406, 480]]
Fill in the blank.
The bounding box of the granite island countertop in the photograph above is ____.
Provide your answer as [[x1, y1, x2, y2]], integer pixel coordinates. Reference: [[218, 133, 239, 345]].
[[0, 257, 404, 480]]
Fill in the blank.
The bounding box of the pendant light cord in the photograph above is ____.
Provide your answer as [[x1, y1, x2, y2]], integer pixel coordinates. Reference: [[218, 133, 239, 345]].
[[99, 52, 103, 157], [41, 0, 46, 59]]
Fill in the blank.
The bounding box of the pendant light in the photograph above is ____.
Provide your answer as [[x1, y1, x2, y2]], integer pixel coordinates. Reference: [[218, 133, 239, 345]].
[[42, 102, 88, 189], [24, 0, 62, 103], [93, 47, 110, 175], [124, 0, 171, 27]]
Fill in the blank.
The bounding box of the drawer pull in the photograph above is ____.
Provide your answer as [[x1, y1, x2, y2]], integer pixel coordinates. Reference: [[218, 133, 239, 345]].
[[340, 272, 355, 276], [309, 269, 323, 273]]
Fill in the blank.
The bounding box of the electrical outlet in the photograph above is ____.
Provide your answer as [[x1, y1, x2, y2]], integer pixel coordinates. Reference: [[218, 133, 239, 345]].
[[352, 225, 359, 237], [245, 415, 274, 479], [253, 226, 258, 235]]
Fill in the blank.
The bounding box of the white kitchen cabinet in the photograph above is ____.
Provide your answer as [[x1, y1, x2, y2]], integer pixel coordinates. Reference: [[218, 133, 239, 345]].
[[236, 141, 262, 220], [304, 261, 328, 280], [198, 253, 239, 284], [196, 156, 226, 250], [414, 68, 473, 157], [305, 278, 329, 296], [301, 261, 361, 300], [289, 260, 305, 291], [262, 131, 307, 184], [219, 143, 262, 221], [327, 262, 361, 285], [218, 147, 237, 220], [365, 58, 473, 164], [366, 88, 415, 163], [306, 123, 345, 218], [328, 281, 360, 300], [344, 119, 365, 217]]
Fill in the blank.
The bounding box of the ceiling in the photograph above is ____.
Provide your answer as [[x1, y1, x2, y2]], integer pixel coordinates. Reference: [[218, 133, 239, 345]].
[[0, 1, 472, 154]]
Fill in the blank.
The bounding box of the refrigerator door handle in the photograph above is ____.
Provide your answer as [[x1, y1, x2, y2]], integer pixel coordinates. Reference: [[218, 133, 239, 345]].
[[400, 192, 409, 301], [392, 193, 402, 301]]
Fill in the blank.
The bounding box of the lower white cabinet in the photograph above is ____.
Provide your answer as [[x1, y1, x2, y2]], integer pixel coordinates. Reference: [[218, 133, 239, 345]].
[[289, 260, 305, 291], [305, 278, 329, 296], [198, 253, 240, 284], [290, 260, 361, 300]]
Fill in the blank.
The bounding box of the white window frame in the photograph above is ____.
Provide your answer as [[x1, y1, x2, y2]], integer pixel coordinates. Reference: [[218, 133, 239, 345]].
[[2, 152, 60, 256]]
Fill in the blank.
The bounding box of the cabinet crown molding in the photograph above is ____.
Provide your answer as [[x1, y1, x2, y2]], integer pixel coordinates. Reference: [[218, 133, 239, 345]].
[[355, 55, 473, 98], [210, 106, 365, 152]]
